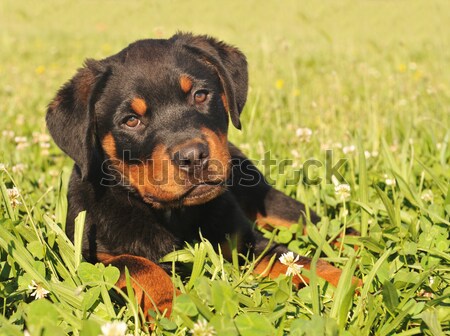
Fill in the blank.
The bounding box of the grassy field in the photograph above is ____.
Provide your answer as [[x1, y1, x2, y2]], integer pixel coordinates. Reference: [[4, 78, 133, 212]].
[[1, 1, 449, 335]]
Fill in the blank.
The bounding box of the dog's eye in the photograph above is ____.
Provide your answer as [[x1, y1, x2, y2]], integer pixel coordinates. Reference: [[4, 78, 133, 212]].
[[124, 116, 141, 128], [194, 90, 208, 104]]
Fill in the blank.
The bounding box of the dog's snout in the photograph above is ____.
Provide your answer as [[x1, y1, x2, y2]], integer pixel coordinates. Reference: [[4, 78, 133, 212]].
[[171, 142, 210, 173]]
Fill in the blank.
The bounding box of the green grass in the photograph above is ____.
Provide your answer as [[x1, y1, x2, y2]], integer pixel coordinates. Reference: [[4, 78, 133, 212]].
[[1, 1, 449, 335]]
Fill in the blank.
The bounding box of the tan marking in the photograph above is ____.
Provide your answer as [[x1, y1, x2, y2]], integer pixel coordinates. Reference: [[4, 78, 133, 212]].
[[96, 252, 116, 263], [131, 97, 147, 116], [100, 253, 175, 319], [221, 93, 229, 112], [180, 75, 193, 93], [102, 133, 186, 206], [254, 255, 361, 289], [101, 128, 231, 207], [102, 132, 117, 158], [255, 214, 295, 230], [201, 127, 230, 182], [254, 256, 306, 287]]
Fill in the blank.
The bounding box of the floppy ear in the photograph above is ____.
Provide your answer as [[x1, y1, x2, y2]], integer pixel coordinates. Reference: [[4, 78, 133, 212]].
[[175, 33, 248, 129], [46, 59, 111, 180]]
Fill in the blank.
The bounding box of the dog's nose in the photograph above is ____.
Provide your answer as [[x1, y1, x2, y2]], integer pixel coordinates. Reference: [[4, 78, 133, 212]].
[[171, 142, 210, 173]]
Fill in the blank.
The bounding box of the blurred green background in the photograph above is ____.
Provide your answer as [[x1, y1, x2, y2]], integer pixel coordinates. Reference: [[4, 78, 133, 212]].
[[1, 0, 449, 146], [1, 2, 449, 334]]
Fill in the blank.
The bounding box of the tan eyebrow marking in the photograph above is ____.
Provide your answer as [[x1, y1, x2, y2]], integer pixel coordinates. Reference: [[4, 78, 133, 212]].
[[130, 97, 147, 116], [180, 75, 193, 93]]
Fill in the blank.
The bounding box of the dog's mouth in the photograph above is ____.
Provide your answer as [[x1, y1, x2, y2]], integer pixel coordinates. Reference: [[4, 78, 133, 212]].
[[143, 180, 226, 208]]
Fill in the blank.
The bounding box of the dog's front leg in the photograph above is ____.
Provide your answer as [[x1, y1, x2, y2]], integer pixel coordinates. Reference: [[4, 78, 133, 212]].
[[97, 253, 175, 319], [251, 232, 361, 288], [227, 142, 320, 230]]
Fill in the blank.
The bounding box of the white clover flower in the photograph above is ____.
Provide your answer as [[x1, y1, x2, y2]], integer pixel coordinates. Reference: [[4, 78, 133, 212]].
[[239, 143, 251, 151], [12, 164, 26, 174], [279, 252, 304, 277], [371, 150, 379, 157], [292, 161, 302, 169], [385, 178, 396, 186], [14, 136, 28, 144], [100, 321, 128, 336], [0, 163, 6, 171], [49, 170, 59, 177], [364, 151, 371, 159], [421, 190, 434, 203], [7, 187, 22, 208], [335, 183, 351, 201], [296, 128, 313, 143], [74, 286, 84, 296], [332, 175, 351, 201], [279, 251, 298, 265], [190, 319, 215, 336], [384, 174, 396, 186], [28, 280, 50, 300], [286, 263, 304, 277], [40, 142, 51, 149], [16, 142, 30, 150], [290, 149, 300, 158], [342, 145, 356, 154], [32, 132, 51, 144], [340, 208, 349, 219], [2, 130, 15, 138], [257, 141, 265, 156], [14, 136, 29, 150]]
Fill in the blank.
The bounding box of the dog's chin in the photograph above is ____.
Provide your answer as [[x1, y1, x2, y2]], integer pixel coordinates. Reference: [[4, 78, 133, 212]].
[[182, 183, 226, 206], [143, 184, 226, 209]]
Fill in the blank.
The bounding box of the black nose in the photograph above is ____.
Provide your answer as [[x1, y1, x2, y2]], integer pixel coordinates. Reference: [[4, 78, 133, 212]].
[[171, 142, 210, 173]]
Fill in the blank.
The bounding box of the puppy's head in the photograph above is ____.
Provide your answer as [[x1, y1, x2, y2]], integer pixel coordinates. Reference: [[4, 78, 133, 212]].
[[47, 33, 248, 208]]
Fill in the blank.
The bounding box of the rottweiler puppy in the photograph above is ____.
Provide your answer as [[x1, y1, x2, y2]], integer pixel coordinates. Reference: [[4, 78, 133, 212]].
[[47, 32, 351, 318]]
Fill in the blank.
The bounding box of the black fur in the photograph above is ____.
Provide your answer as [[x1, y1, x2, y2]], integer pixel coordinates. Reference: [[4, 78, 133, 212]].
[[47, 33, 319, 276]]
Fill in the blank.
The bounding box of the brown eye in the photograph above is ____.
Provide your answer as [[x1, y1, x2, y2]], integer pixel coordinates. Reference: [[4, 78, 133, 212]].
[[125, 116, 140, 128], [194, 90, 208, 103]]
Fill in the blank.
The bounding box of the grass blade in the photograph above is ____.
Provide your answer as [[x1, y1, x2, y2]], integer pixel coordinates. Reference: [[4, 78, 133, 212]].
[[73, 211, 86, 270], [357, 136, 369, 237]]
